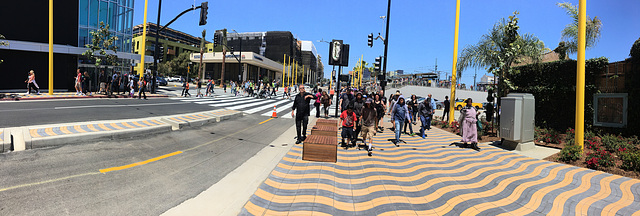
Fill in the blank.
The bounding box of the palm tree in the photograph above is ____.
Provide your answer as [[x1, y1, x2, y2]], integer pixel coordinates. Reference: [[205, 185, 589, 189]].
[[457, 11, 546, 98], [557, 2, 602, 54]]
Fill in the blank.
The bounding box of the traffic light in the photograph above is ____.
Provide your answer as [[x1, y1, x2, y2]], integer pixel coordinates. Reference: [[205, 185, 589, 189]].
[[213, 33, 219, 47], [199, 2, 208, 26], [230, 47, 234, 55], [157, 45, 165, 62], [374, 56, 381, 73], [367, 33, 373, 47]]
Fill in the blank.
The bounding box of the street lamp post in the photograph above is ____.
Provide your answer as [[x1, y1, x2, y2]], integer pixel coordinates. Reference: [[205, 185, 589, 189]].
[[232, 30, 242, 82]]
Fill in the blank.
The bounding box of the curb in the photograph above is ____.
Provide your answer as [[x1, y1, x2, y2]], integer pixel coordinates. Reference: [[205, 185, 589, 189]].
[[1, 109, 243, 152], [0, 94, 169, 101]]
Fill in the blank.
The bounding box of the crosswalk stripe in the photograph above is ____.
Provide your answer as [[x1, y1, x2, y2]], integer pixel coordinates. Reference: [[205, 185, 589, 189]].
[[244, 100, 292, 114], [226, 99, 277, 110], [209, 98, 261, 107]]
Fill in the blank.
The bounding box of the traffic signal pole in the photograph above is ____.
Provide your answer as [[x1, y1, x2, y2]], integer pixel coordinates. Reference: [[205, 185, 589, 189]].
[[151, 0, 162, 94], [48, 0, 53, 95], [381, 0, 391, 96]]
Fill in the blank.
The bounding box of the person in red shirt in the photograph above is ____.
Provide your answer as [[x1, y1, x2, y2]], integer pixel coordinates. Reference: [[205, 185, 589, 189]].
[[339, 105, 357, 148]]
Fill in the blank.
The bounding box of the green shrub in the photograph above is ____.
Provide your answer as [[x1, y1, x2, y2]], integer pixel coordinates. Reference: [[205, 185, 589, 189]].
[[601, 134, 633, 152], [559, 145, 582, 163], [585, 148, 615, 170], [619, 150, 640, 172]]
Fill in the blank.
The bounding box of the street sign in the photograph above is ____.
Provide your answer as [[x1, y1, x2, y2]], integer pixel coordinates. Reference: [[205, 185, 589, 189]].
[[328, 40, 349, 66]]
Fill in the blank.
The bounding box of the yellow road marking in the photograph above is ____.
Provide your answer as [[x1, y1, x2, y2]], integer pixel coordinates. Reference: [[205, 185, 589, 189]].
[[99, 151, 183, 173], [0, 172, 99, 192], [259, 118, 274, 124], [100, 151, 182, 173]]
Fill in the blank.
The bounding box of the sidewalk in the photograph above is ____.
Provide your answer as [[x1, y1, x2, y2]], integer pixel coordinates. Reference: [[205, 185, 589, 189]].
[[234, 122, 640, 215], [1, 92, 167, 101]]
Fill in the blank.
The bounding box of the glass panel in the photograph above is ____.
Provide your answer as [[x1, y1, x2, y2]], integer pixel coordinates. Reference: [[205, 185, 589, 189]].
[[79, 28, 89, 47], [117, 6, 123, 32], [126, 9, 133, 33], [99, 1, 108, 26], [79, 0, 89, 26], [89, 0, 99, 27], [109, 2, 116, 30]]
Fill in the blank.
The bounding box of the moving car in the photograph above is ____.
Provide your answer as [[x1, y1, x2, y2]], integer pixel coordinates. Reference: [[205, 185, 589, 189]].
[[455, 99, 484, 110], [156, 77, 168, 86]]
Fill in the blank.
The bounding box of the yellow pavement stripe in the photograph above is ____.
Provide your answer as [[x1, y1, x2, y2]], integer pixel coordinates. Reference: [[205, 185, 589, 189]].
[[269, 157, 531, 196], [279, 150, 509, 172], [602, 180, 640, 216], [97, 124, 111, 131], [74, 125, 87, 133], [150, 119, 163, 125], [545, 171, 602, 215], [99, 151, 182, 173], [502, 168, 584, 216], [259, 118, 274, 124], [121, 122, 136, 128], [462, 164, 573, 215], [59, 126, 72, 134], [131, 121, 146, 127], [271, 154, 526, 185], [109, 123, 125, 130], [0, 172, 99, 192], [429, 162, 556, 215], [30, 129, 41, 138], [86, 124, 99, 132], [575, 175, 622, 215], [44, 127, 56, 136]]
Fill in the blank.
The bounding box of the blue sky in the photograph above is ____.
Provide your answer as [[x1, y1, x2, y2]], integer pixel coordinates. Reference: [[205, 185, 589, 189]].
[[133, 0, 640, 86]]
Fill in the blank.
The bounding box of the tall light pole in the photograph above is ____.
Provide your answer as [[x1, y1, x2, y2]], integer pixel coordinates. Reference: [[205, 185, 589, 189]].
[[48, 0, 53, 95], [575, 0, 587, 150], [381, 0, 391, 96], [448, 0, 461, 123], [231, 29, 242, 83]]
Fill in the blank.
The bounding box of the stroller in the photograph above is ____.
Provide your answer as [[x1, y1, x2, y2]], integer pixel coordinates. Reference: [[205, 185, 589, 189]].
[[257, 88, 269, 99]]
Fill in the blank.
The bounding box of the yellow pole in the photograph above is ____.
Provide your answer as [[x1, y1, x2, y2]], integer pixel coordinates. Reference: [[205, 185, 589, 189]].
[[448, 0, 461, 123], [48, 0, 53, 95], [302, 65, 305, 85], [282, 54, 286, 86], [294, 60, 298, 85], [359, 55, 364, 88], [138, 0, 150, 78], [576, 0, 587, 150]]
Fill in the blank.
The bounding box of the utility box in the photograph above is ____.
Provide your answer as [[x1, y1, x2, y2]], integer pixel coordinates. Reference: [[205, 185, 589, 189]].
[[500, 93, 535, 150]]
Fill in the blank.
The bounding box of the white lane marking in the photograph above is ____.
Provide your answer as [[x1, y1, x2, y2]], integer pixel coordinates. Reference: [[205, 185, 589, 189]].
[[54, 102, 191, 109], [243, 100, 292, 114]]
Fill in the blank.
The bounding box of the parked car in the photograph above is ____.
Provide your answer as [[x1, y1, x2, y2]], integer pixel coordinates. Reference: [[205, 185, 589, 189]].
[[455, 99, 484, 110], [167, 76, 181, 82], [156, 77, 168, 86]]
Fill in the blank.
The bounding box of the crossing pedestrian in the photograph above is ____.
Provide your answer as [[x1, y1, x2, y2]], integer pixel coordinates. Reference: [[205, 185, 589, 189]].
[[361, 98, 377, 156], [314, 89, 322, 118], [99, 70, 107, 94], [459, 98, 480, 150], [25, 70, 40, 94], [321, 90, 331, 118], [74, 69, 84, 95], [390, 95, 410, 146], [404, 94, 417, 136], [443, 96, 450, 121], [292, 84, 316, 144], [181, 80, 190, 97], [417, 97, 433, 139], [339, 105, 357, 148], [138, 77, 147, 100]]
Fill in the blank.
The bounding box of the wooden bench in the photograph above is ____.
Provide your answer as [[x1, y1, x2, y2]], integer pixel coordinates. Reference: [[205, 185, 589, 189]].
[[316, 119, 338, 127], [311, 125, 338, 137], [302, 135, 337, 162]]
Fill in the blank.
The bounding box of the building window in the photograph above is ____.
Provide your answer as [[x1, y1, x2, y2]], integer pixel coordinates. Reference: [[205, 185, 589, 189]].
[[137, 41, 139, 50]]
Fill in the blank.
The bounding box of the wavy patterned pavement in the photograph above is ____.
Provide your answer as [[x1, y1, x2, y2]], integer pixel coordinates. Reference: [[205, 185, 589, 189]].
[[240, 127, 640, 215]]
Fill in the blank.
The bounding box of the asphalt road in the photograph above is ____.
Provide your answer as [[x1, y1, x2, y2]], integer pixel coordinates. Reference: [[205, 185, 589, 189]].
[[0, 114, 292, 215], [0, 97, 215, 128]]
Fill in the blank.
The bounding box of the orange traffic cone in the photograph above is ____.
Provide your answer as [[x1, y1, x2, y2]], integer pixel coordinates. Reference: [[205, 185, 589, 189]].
[[271, 105, 278, 118]]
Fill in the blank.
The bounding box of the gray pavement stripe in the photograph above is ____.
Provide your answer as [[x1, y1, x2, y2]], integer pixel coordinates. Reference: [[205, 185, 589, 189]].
[[529, 168, 593, 215], [102, 123, 118, 130], [271, 154, 534, 187], [560, 172, 610, 216], [37, 128, 47, 137], [67, 126, 80, 134], [115, 122, 128, 129], [477, 165, 581, 214], [91, 124, 105, 131], [52, 127, 65, 136], [79, 124, 94, 132]]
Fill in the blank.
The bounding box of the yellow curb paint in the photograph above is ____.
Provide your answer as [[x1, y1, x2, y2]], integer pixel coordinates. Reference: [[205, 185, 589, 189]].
[[86, 124, 99, 132], [44, 127, 56, 136], [131, 121, 146, 127], [30, 129, 41, 138], [110, 123, 125, 130], [259, 118, 274, 124], [74, 125, 87, 133], [0, 172, 99, 192], [60, 126, 72, 134], [97, 124, 111, 131], [99, 151, 182, 173]]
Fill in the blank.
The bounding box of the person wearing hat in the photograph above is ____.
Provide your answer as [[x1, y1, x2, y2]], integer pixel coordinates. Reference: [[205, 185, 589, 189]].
[[390, 95, 411, 146], [361, 98, 378, 156]]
